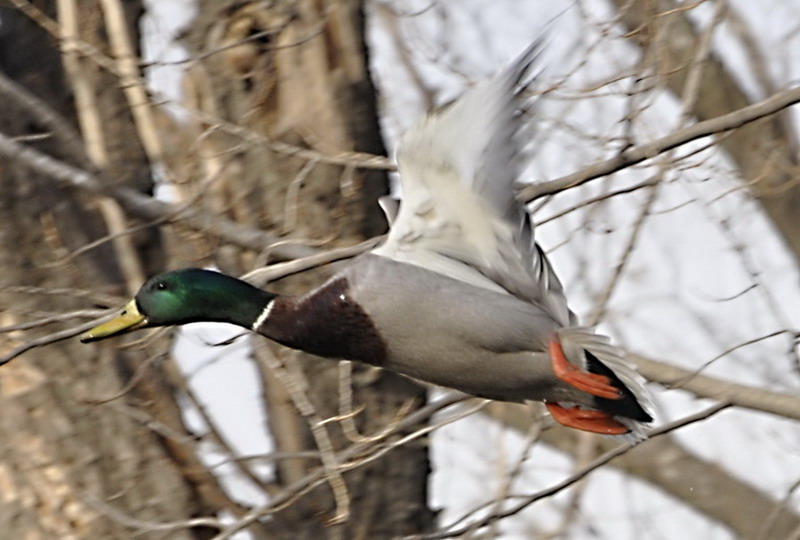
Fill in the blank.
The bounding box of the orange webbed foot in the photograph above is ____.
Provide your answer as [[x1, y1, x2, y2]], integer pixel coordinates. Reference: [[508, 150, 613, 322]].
[[545, 403, 630, 435], [549, 338, 622, 400]]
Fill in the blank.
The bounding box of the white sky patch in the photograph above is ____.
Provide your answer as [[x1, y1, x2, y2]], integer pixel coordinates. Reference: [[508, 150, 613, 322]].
[[171, 323, 273, 506], [142, 0, 197, 118]]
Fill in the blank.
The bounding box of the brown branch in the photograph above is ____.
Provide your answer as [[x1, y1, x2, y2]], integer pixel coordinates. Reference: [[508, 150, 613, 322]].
[[0, 69, 90, 168], [166, 356, 277, 497], [0, 317, 112, 366], [81, 492, 224, 535], [0, 310, 104, 332], [242, 236, 381, 286], [10, 0, 396, 177], [517, 85, 800, 202], [254, 344, 351, 524], [0, 130, 317, 260], [535, 175, 659, 225], [99, 0, 164, 164], [631, 353, 800, 421]]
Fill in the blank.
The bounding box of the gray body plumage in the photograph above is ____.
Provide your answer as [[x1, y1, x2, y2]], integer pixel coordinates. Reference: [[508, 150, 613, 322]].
[[344, 254, 588, 406]]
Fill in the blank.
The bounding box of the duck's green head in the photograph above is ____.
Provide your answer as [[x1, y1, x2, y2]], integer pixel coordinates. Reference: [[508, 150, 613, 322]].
[[80, 269, 275, 343]]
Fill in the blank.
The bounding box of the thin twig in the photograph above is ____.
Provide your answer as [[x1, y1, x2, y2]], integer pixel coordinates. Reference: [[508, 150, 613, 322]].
[[588, 0, 723, 325], [758, 478, 800, 540], [0, 129, 317, 260], [0, 316, 118, 366], [535, 175, 659, 226], [516, 85, 800, 202], [0, 69, 89, 167], [484, 409, 544, 538], [415, 402, 732, 540], [587, 181, 660, 325], [0, 310, 105, 333], [83, 351, 166, 405], [254, 345, 351, 524], [81, 492, 224, 534], [209, 393, 469, 540], [666, 330, 792, 388], [242, 236, 382, 286], [168, 350, 276, 497]]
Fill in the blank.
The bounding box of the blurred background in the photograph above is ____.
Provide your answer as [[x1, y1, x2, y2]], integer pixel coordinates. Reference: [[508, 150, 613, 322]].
[[0, 0, 798, 538]]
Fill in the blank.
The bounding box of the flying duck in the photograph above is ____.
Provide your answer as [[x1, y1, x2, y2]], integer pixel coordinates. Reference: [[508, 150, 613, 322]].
[[81, 40, 653, 438]]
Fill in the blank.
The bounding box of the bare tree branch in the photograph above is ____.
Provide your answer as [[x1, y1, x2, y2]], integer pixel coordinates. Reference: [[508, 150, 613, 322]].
[[517, 85, 800, 202], [80, 493, 224, 534], [486, 400, 800, 540], [421, 402, 732, 540], [0, 69, 90, 167], [0, 130, 317, 260], [208, 394, 469, 540], [631, 353, 800, 421], [610, 0, 800, 262]]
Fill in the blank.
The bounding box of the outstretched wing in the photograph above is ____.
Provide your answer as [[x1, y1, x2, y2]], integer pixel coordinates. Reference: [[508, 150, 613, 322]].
[[373, 38, 573, 326]]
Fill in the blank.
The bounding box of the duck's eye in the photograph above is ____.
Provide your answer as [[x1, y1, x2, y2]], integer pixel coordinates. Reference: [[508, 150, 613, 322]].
[[155, 281, 168, 291]]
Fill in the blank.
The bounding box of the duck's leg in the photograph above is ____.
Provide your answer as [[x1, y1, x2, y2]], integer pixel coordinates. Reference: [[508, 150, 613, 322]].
[[548, 338, 621, 400], [545, 403, 629, 435]]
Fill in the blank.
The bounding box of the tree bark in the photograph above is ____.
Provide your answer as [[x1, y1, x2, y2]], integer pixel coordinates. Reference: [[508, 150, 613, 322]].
[[180, 0, 432, 536], [0, 2, 216, 538]]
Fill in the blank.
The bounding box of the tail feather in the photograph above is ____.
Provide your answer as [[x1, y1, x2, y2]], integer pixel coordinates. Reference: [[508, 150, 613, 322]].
[[558, 327, 654, 440]]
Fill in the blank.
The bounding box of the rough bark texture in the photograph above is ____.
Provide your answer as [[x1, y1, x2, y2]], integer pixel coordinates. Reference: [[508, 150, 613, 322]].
[[0, 2, 209, 538]]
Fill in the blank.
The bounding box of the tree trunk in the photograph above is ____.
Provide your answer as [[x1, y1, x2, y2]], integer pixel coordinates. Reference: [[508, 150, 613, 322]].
[[180, 0, 432, 537], [0, 2, 217, 538]]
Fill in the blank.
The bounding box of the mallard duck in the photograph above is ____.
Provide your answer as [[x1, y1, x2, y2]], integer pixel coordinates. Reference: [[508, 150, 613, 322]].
[[81, 40, 653, 438]]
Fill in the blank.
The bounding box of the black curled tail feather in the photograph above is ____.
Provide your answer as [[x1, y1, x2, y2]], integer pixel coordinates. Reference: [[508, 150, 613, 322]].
[[557, 327, 654, 439], [586, 351, 653, 422]]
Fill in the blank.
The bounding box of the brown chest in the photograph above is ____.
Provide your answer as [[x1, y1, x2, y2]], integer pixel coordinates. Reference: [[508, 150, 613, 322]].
[[258, 277, 387, 365]]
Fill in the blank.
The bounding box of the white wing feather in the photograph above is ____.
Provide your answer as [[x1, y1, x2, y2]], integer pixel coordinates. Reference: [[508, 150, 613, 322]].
[[373, 39, 573, 325]]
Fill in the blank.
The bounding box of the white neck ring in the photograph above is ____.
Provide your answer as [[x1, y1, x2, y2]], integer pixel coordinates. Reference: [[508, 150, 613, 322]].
[[251, 299, 274, 331]]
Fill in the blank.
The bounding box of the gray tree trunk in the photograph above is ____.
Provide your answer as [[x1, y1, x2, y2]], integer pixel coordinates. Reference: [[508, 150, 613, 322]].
[[0, 2, 218, 538]]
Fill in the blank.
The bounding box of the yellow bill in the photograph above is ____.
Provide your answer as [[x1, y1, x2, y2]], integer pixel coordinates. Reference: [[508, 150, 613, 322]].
[[80, 299, 148, 343]]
